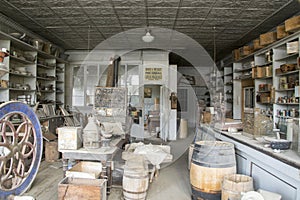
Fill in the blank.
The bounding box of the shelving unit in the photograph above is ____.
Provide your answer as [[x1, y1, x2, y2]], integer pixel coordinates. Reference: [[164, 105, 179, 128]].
[[220, 55, 234, 118], [232, 30, 300, 128], [0, 30, 67, 107]]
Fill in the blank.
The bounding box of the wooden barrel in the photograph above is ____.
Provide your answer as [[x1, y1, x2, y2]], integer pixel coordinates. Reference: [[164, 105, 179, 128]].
[[123, 161, 149, 200], [190, 141, 236, 200], [188, 144, 194, 170], [222, 174, 253, 200]]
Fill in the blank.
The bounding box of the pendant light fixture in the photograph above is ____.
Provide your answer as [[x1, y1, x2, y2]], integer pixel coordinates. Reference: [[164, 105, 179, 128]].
[[142, 30, 154, 43]]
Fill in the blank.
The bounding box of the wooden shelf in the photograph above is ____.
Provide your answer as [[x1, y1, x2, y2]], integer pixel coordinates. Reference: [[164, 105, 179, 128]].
[[10, 72, 35, 78], [275, 88, 295, 92], [10, 56, 35, 65], [276, 69, 299, 76], [37, 63, 55, 70], [275, 53, 298, 61], [9, 88, 35, 92], [254, 76, 272, 80], [276, 103, 299, 106], [37, 76, 55, 81]]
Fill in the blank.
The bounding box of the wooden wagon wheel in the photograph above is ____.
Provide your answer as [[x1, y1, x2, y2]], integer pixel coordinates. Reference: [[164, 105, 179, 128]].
[[0, 101, 43, 198]]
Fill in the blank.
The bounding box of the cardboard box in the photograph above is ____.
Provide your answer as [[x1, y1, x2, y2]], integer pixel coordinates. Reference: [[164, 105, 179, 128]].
[[277, 25, 289, 39], [287, 41, 299, 54], [285, 15, 300, 33], [58, 177, 107, 200], [57, 127, 82, 150], [260, 32, 277, 46], [66, 161, 102, 179]]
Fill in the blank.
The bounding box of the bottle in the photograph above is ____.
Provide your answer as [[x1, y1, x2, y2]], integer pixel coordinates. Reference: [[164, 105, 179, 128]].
[[286, 118, 293, 142]]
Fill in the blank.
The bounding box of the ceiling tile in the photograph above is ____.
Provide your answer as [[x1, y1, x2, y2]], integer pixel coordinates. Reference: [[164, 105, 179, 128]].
[[120, 19, 146, 26], [248, 0, 291, 9], [91, 17, 120, 26], [208, 8, 242, 18], [81, 7, 115, 17], [214, 0, 250, 8], [148, 8, 177, 18], [115, 7, 146, 17], [178, 8, 210, 18], [19, 7, 54, 18], [112, 0, 145, 7], [147, 0, 180, 7], [40, 0, 78, 7], [175, 19, 204, 26], [148, 19, 174, 27], [239, 9, 275, 20], [181, 0, 216, 7], [51, 7, 85, 17], [75, 0, 112, 7]]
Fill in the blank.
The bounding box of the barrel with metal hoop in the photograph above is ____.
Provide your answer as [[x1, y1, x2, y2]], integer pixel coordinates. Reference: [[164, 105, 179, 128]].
[[122, 159, 149, 200], [190, 141, 236, 200]]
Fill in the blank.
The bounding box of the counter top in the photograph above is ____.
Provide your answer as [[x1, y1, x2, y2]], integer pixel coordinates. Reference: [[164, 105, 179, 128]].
[[200, 126, 300, 169]]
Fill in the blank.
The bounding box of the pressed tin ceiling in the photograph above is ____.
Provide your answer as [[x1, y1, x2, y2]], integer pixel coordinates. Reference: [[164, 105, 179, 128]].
[[0, 0, 299, 60]]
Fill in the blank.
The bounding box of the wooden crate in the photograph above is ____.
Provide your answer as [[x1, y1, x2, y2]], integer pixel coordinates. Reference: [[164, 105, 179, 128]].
[[277, 25, 289, 39], [233, 49, 240, 61], [260, 32, 277, 46], [287, 41, 299, 54], [256, 66, 266, 78], [253, 39, 263, 50], [45, 141, 59, 162], [57, 127, 82, 150], [66, 161, 102, 179], [58, 177, 107, 200], [285, 15, 300, 33]]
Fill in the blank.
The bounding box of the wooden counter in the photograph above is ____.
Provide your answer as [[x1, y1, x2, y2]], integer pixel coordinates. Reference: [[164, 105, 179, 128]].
[[198, 126, 300, 200]]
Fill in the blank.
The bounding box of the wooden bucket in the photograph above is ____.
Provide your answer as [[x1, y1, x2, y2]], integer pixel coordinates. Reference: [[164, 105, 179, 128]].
[[190, 141, 236, 200], [123, 161, 149, 200], [222, 174, 253, 200]]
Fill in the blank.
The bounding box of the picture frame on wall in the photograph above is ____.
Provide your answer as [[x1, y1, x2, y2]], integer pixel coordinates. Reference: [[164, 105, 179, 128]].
[[144, 87, 152, 98]]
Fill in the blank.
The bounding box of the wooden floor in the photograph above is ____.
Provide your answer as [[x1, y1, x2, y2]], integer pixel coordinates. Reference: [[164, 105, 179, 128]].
[[23, 132, 195, 199], [23, 161, 64, 200], [24, 151, 191, 200]]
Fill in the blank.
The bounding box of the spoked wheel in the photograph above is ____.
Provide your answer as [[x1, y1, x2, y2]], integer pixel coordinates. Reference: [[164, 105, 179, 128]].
[[0, 101, 43, 198]]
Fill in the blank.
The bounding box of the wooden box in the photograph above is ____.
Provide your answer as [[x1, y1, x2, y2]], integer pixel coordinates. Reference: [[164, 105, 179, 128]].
[[252, 67, 257, 78], [233, 49, 240, 61], [286, 41, 299, 54], [260, 96, 271, 103], [57, 127, 82, 150], [45, 141, 59, 162], [277, 25, 289, 39], [260, 32, 277, 46], [253, 39, 263, 50], [202, 112, 211, 123], [58, 177, 107, 200], [265, 65, 272, 77], [241, 46, 253, 57], [285, 15, 300, 33], [66, 161, 102, 179], [256, 66, 266, 78], [275, 68, 282, 75]]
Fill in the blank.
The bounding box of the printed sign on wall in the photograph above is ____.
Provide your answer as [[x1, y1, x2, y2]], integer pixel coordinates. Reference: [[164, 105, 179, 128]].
[[145, 68, 163, 81]]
